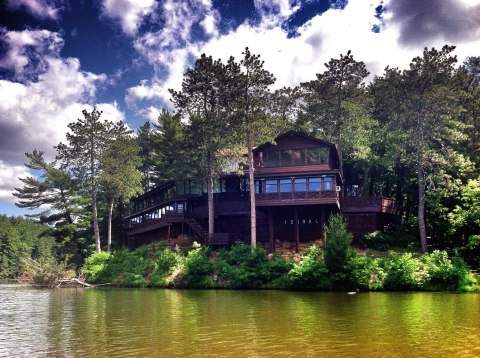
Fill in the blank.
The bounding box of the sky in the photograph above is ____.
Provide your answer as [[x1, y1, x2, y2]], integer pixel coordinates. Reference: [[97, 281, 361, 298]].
[[1, 0, 480, 217]]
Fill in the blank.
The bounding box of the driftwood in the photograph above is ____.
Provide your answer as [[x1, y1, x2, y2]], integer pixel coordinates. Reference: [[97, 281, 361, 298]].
[[55, 278, 112, 288]]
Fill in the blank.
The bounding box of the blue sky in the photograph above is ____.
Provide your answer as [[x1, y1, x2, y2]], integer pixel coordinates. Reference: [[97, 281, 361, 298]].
[[1, 0, 480, 216]]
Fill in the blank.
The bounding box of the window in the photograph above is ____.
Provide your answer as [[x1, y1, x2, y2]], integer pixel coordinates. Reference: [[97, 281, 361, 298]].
[[255, 180, 263, 193], [266, 151, 280, 167], [319, 148, 329, 163], [280, 150, 293, 166], [176, 202, 184, 213], [307, 148, 319, 164], [292, 149, 305, 165], [309, 177, 321, 191], [280, 179, 292, 192], [323, 177, 333, 191], [265, 180, 278, 193], [294, 178, 307, 192]]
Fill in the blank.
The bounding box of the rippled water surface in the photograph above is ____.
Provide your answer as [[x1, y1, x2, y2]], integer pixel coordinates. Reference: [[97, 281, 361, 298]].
[[0, 285, 479, 357]]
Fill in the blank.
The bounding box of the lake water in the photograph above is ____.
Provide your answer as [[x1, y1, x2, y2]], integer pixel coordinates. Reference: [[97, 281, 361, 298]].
[[0, 284, 479, 357]]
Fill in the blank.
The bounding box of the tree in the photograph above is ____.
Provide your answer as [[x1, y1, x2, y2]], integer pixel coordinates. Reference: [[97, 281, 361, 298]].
[[393, 45, 468, 253], [150, 110, 191, 184], [100, 133, 142, 251], [236, 48, 277, 249], [170, 54, 240, 239], [0, 216, 21, 277], [13, 150, 88, 263], [324, 214, 352, 277], [136, 121, 155, 192], [300, 51, 374, 174], [56, 109, 115, 252]]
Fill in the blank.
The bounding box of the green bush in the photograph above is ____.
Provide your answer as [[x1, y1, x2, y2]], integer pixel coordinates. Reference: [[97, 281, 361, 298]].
[[183, 247, 212, 287], [347, 253, 386, 290], [422, 250, 477, 292], [214, 244, 291, 288], [287, 245, 331, 290], [361, 231, 396, 251], [150, 247, 182, 287], [324, 214, 352, 278], [381, 252, 425, 290], [82, 251, 111, 283]]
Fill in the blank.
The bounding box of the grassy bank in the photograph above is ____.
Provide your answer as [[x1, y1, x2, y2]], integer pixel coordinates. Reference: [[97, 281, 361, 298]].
[[81, 243, 479, 292]]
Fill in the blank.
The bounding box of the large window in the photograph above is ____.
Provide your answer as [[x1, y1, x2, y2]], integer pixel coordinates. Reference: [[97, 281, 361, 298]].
[[294, 178, 307, 192], [266, 151, 280, 167], [323, 177, 333, 191], [265, 180, 278, 193], [280, 179, 292, 192], [309, 177, 321, 191], [264, 147, 329, 167]]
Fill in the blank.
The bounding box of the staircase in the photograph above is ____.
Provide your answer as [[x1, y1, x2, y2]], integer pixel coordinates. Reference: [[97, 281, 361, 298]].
[[185, 217, 208, 243]]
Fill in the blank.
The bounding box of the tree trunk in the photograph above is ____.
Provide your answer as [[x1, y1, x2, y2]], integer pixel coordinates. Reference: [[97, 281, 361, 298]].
[[417, 163, 428, 253], [247, 135, 256, 250], [207, 170, 214, 243], [107, 198, 114, 252], [92, 187, 101, 253]]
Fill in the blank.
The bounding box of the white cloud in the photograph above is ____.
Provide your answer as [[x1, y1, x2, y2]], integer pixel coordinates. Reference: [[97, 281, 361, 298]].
[[5, 0, 61, 20], [0, 28, 125, 205], [0, 28, 64, 80], [139, 106, 162, 123], [0, 160, 30, 204], [101, 0, 156, 36]]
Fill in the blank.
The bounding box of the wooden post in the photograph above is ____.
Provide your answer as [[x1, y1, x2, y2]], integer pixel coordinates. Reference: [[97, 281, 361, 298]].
[[294, 207, 299, 253], [167, 224, 171, 240], [268, 207, 274, 253], [320, 206, 326, 243]]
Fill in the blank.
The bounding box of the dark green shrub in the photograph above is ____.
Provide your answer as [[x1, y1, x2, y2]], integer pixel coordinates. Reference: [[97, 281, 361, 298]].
[[422, 250, 477, 292], [287, 245, 331, 290], [150, 247, 182, 287], [381, 252, 425, 290], [361, 231, 395, 251], [82, 251, 111, 283], [214, 244, 291, 288], [324, 214, 352, 278], [346, 253, 385, 290], [183, 248, 212, 287]]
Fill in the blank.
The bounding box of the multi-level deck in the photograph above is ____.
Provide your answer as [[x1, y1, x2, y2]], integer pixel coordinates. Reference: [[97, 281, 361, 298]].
[[125, 131, 400, 250]]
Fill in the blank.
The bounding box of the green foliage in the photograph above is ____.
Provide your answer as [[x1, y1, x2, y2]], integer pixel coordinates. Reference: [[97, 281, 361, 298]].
[[214, 243, 291, 288], [381, 252, 425, 290], [150, 246, 182, 287], [287, 245, 331, 290], [347, 253, 386, 290], [18, 257, 67, 287], [82, 251, 112, 283], [183, 247, 212, 288], [324, 214, 353, 277]]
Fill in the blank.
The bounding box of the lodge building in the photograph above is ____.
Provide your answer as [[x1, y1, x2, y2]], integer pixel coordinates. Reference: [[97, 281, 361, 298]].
[[124, 131, 400, 251]]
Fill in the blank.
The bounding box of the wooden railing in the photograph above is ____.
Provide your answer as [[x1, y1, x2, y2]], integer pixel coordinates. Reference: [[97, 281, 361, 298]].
[[340, 197, 401, 214], [256, 190, 337, 201]]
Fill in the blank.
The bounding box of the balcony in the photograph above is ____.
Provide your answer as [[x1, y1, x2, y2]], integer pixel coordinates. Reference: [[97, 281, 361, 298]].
[[255, 190, 339, 207], [340, 197, 401, 215]]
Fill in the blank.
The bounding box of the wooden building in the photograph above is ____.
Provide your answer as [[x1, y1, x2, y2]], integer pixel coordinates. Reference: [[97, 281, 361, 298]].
[[124, 131, 400, 250]]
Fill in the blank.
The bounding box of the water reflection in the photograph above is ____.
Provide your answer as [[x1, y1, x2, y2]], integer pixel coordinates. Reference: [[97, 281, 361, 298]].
[[0, 286, 479, 357]]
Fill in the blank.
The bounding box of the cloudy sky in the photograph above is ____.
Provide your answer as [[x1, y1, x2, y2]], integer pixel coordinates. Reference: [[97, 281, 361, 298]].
[[1, 0, 480, 216]]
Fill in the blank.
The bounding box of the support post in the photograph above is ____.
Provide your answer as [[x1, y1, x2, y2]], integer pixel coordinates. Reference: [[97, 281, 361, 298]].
[[321, 206, 326, 243], [268, 207, 274, 253], [294, 207, 299, 253]]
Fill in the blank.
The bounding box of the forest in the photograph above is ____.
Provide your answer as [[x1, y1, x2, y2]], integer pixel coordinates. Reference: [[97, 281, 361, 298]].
[[1, 45, 480, 289]]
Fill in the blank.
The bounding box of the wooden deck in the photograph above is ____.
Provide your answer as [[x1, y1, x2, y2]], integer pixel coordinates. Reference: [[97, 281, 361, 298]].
[[340, 197, 401, 215]]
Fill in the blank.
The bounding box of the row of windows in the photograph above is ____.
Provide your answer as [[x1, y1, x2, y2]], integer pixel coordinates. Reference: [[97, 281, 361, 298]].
[[260, 148, 329, 167], [255, 176, 334, 194], [128, 202, 186, 227]]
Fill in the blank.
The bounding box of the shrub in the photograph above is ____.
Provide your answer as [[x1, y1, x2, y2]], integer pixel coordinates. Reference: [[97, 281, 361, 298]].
[[17, 257, 67, 287], [183, 247, 212, 287], [214, 244, 291, 288], [324, 214, 352, 278], [347, 253, 386, 290], [82, 251, 111, 283], [287, 245, 331, 290], [361, 231, 395, 251], [381, 252, 425, 290], [150, 247, 182, 287], [422, 250, 477, 292]]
